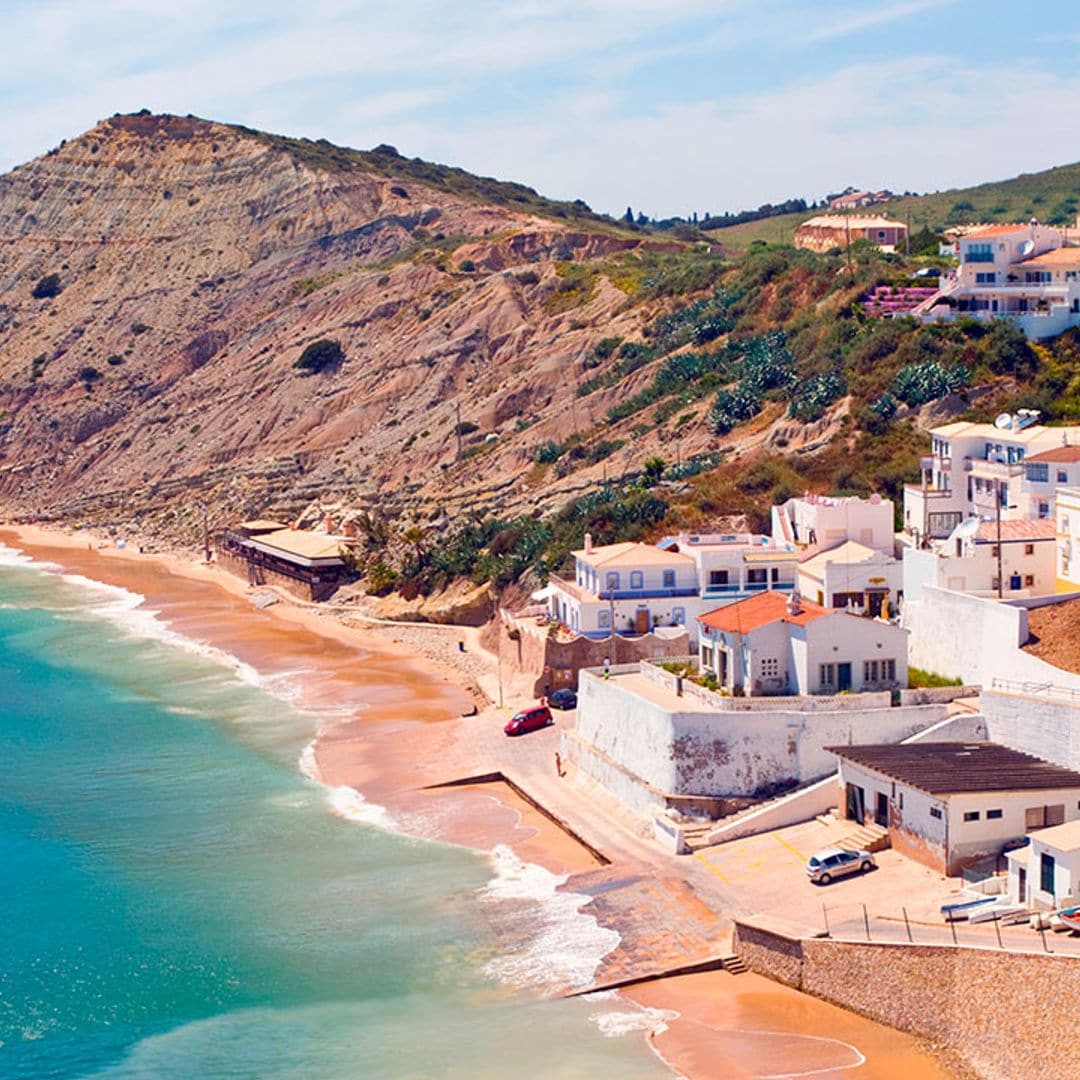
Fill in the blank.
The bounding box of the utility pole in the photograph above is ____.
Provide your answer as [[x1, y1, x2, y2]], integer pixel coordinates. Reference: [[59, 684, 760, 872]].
[[996, 480, 1004, 599], [906, 209, 911, 257]]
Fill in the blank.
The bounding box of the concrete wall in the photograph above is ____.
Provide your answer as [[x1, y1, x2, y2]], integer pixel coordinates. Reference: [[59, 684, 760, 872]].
[[575, 668, 946, 800], [982, 688, 1080, 771], [733, 916, 1080, 1080], [702, 775, 839, 845]]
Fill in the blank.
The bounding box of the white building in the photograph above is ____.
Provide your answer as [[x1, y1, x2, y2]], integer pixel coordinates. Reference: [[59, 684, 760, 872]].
[[547, 538, 699, 639], [903, 517, 1056, 601], [697, 590, 908, 696], [831, 741, 1080, 876], [772, 493, 895, 556], [1007, 819, 1080, 910], [904, 416, 1080, 542], [1057, 487, 1080, 591], [1018, 445, 1080, 521], [916, 220, 1080, 339], [797, 540, 903, 616], [547, 532, 800, 645]]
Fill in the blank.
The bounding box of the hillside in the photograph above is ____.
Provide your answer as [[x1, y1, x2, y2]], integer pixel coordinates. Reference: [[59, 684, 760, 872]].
[[1, 112, 1079, 598], [708, 160, 1080, 248]]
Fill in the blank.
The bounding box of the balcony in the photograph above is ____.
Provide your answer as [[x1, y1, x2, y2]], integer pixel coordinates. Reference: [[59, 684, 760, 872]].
[[702, 581, 794, 599], [597, 586, 699, 601], [965, 459, 1024, 480]]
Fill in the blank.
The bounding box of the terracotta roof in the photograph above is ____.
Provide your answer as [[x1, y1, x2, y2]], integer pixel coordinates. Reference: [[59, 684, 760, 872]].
[[828, 742, 1080, 795], [1029, 819, 1080, 853], [965, 224, 1032, 239], [698, 591, 831, 633], [248, 528, 348, 561], [1024, 445, 1080, 463], [1014, 247, 1080, 267], [798, 541, 884, 580], [573, 541, 693, 568], [974, 519, 1056, 543]]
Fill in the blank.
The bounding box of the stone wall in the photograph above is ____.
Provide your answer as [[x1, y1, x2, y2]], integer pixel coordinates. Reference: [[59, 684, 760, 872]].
[[733, 917, 1080, 1079]]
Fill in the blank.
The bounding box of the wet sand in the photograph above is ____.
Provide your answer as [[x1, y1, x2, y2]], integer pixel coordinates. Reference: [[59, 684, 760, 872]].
[[0, 524, 959, 1078]]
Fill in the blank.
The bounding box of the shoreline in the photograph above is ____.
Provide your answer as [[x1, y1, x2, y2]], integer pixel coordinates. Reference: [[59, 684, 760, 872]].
[[0, 522, 961, 1079]]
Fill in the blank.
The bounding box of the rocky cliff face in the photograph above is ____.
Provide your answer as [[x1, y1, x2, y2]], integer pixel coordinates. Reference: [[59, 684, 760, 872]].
[[0, 113, 692, 540]]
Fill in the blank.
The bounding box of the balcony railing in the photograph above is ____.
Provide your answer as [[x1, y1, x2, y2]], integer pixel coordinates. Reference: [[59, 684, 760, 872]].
[[702, 581, 795, 598], [597, 586, 699, 601], [965, 459, 1023, 478]]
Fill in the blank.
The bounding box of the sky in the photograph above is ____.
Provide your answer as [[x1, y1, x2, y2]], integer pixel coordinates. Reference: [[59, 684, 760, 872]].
[[4, 0, 1080, 218]]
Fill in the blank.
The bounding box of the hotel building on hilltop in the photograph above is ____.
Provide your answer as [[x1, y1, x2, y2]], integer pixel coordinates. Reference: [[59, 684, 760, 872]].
[[794, 213, 908, 254]]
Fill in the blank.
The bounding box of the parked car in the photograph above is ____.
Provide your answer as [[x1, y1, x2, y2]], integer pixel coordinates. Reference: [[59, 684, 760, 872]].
[[912, 266, 942, 278], [503, 704, 554, 736], [548, 688, 577, 710], [806, 847, 875, 885]]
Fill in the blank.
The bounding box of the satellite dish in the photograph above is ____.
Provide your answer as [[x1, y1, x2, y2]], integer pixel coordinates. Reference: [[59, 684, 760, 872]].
[[1020, 239, 1035, 257], [995, 413, 1013, 430]]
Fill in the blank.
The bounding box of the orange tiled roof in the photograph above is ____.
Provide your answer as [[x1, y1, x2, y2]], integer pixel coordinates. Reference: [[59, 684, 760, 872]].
[[966, 224, 1032, 239], [1014, 247, 1080, 267], [1025, 445, 1080, 464], [974, 519, 1056, 542], [698, 591, 831, 633]]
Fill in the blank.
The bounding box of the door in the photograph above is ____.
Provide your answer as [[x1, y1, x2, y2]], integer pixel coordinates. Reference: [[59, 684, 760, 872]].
[[837, 662, 852, 692], [1018, 867, 1027, 904], [866, 590, 888, 618], [845, 783, 866, 823], [634, 607, 650, 634], [875, 792, 889, 828]]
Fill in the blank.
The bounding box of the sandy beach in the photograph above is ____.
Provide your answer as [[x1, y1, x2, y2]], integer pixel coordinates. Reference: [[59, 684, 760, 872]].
[[0, 523, 961, 1079]]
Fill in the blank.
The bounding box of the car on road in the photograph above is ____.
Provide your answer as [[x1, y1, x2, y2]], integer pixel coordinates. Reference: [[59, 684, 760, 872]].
[[548, 688, 577, 710], [806, 847, 875, 885], [503, 704, 554, 736]]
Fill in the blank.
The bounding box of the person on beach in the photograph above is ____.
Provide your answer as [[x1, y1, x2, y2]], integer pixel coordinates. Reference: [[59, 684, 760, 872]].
[[554, 751, 564, 778]]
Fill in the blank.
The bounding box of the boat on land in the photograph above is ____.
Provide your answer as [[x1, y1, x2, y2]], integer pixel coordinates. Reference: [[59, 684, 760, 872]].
[[968, 901, 1028, 924], [1052, 905, 1080, 932], [940, 895, 996, 921]]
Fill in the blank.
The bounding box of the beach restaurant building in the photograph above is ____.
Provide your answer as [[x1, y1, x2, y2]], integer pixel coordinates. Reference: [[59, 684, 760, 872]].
[[217, 521, 357, 601]]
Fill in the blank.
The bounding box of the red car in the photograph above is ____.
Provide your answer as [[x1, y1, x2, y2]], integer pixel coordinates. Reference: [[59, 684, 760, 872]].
[[503, 704, 554, 736]]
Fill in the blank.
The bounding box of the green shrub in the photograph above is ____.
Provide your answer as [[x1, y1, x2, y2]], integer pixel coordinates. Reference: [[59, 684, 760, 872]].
[[295, 338, 344, 373], [908, 667, 962, 688]]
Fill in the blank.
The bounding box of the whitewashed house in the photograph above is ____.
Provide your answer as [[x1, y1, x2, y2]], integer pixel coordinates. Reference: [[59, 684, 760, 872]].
[[903, 517, 1056, 601], [1007, 819, 1080, 909], [903, 415, 1080, 543], [697, 590, 908, 696], [915, 220, 1080, 339], [1056, 487, 1080, 591], [1018, 445, 1080, 521], [797, 540, 902, 616], [831, 741, 1080, 876], [772, 493, 895, 556]]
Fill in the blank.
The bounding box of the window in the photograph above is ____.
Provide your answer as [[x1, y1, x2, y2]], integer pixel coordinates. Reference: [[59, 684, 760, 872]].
[[963, 811, 980, 822], [899, 792, 904, 810], [709, 569, 729, 587], [930, 807, 943, 820], [661, 569, 675, 588], [1059, 471, 1069, 483], [1024, 543, 1035, 556], [1025, 270, 1052, 284], [991, 577, 1001, 591], [672, 606, 686, 626], [965, 242, 994, 263], [597, 609, 611, 629], [975, 271, 996, 284], [761, 657, 780, 677], [629, 570, 643, 590], [863, 660, 879, 682], [1026, 462, 1049, 483], [987, 809, 1003, 820], [990, 545, 1000, 557], [770, 567, 780, 582], [605, 571, 620, 590], [819, 663, 835, 688], [1039, 501, 1050, 519], [1024, 575, 1035, 587], [1041, 852, 1056, 895], [747, 568, 768, 585]]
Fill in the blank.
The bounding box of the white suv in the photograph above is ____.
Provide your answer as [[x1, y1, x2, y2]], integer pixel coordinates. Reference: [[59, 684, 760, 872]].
[[806, 847, 875, 885]]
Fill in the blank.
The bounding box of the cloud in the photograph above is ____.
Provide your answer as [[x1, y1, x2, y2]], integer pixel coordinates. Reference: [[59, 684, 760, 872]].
[[804, 0, 956, 43]]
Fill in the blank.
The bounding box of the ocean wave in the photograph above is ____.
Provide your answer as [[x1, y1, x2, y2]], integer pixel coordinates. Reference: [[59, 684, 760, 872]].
[[587, 1000, 680, 1039], [299, 740, 396, 832], [479, 844, 619, 994]]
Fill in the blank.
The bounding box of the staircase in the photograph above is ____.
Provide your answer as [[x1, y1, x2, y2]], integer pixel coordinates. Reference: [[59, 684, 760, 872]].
[[681, 821, 718, 853], [718, 953, 748, 975], [836, 821, 890, 853]]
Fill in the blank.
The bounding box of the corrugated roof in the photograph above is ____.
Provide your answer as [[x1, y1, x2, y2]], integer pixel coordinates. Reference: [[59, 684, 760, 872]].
[[698, 591, 830, 633], [974, 519, 1056, 542], [248, 529, 348, 561], [828, 742, 1080, 795], [798, 540, 883, 581], [573, 541, 693, 568], [1025, 445, 1080, 464]]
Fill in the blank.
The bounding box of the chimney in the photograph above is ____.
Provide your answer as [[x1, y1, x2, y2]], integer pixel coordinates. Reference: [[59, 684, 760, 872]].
[[584, 532, 593, 554], [323, 514, 334, 534], [343, 519, 357, 538], [786, 588, 803, 617]]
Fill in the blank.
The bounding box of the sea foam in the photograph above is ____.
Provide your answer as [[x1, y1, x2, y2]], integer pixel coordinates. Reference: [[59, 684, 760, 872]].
[[298, 740, 396, 831], [479, 844, 619, 994]]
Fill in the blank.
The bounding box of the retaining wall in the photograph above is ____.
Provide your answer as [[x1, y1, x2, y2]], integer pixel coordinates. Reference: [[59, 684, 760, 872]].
[[983, 689, 1080, 771], [733, 915, 1080, 1079]]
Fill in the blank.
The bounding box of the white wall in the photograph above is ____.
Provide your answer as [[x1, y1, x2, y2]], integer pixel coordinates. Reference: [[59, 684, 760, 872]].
[[1010, 833, 1080, 907], [983, 690, 1080, 771], [574, 669, 946, 800]]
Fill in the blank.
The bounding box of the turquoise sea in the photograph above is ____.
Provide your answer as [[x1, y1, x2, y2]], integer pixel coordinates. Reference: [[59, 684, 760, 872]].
[[0, 549, 669, 1079]]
